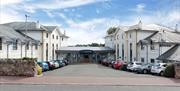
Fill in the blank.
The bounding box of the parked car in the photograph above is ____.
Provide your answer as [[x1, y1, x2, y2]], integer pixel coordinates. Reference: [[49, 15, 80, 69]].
[[127, 62, 142, 72], [109, 60, 116, 68], [46, 61, 55, 70], [135, 63, 153, 74], [63, 59, 69, 65], [113, 60, 123, 69], [101, 58, 109, 66], [37, 61, 49, 72], [102, 57, 115, 66], [54, 61, 60, 68], [54, 60, 66, 67], [151, 63, 168, 76], [121, 62, 128, 71]]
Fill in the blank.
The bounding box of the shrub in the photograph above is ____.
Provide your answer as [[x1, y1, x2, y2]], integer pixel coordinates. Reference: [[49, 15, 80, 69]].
[[164, 64, 175, 78]]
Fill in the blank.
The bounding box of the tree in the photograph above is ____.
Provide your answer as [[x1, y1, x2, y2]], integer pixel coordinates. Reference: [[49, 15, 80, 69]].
[[107, 27, 117, 35]]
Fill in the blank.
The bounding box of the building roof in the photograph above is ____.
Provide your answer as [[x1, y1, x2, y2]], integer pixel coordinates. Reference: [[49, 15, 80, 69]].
[[43, 26, 57, 32], [0, 25, 38, 43], [56, 47, 114, 53], [3, 21, 70, 38], [3, 22, 48, 31], [157, 44, 180, 62], [147, 30, 180, 44]]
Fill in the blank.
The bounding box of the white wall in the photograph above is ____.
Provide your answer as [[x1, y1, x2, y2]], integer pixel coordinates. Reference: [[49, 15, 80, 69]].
[[0, 38, 39, 59]]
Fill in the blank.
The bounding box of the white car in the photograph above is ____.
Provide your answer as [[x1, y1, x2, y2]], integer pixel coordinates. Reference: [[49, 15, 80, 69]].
[[151, 63, 167, 76], [54, 61, 60, 68], [127, 62, 142, 71]]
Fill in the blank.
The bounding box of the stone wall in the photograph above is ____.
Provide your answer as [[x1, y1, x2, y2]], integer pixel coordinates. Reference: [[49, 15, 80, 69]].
[[0, 59, 36, 76]]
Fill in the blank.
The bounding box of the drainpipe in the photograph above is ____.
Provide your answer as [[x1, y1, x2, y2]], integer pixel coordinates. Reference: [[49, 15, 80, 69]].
[[21, 43, 22, 58], [7, 44, 10, 59], [31, 44, 33, 58]]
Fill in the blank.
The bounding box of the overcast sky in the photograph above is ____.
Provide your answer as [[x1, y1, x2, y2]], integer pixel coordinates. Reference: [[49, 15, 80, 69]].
[[0, 0, 180, 45]]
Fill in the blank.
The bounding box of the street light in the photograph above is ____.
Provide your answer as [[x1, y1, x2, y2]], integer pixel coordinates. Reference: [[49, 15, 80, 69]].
[[25, 14, 30, 57]]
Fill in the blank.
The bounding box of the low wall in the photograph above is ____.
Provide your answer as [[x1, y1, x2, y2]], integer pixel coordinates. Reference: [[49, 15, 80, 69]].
[[0, 59, 36, 76], [175, 63, 180, 78]]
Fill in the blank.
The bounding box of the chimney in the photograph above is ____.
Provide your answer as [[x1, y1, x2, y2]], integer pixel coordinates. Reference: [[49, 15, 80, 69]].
[[138, 20, 142, 29], [175, 24, 178, 32], [36, 21, 40, 29], [64, 30, 66, 35]]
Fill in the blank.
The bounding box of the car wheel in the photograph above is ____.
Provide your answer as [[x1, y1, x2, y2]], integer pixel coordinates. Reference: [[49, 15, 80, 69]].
[[159, 71, 164, 76], [143, 70, 148, 74]]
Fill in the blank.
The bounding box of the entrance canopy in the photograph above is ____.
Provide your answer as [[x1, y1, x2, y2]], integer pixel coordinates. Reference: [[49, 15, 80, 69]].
[[56, 47, 114, 53]]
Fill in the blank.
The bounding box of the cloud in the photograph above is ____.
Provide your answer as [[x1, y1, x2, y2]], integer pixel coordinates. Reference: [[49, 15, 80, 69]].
[[0, 0, 22, 5], [133, 3, 146, 13], [25, 0, 107, 12], [60, 14, 120, 45]]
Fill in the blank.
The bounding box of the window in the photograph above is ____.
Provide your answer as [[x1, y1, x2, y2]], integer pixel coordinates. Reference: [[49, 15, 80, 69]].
[[141, 58, 144, 63], [46, 33, 48, 38], [130, 43, 132, 62], [122, 44, 124, 60], [52, 44, 54, 60], [56, 36, 58, 40], [46, 43, 48, 61], [56, 44, 58, 50], [151, 59, 155, 63], [62, 37, 64, 41], [56, 44, 58, 60], [26, 43, 29, 50], [129, 33, 131, 38], [150, 45, 155, 50], [52, 34, 54, 39], [141, 45, 144, 50], [122, 34, 124, 39], [13, 40, 18, 50], [0, 38, 2, 50], [35, 44, 38, 50]]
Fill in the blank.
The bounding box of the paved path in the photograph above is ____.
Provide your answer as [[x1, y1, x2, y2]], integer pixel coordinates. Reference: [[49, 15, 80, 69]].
[[1, 64, 180, 86], [1, 84, 180, 91]]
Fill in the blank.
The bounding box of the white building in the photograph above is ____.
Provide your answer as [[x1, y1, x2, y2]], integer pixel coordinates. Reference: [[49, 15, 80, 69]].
[[0, 25, 40, 59], [104, 32, 116, 49], [1, 21, 69, 61], [108, 21, 180, 63]]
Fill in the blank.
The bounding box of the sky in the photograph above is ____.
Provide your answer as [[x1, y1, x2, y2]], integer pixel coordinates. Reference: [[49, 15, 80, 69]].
[[0, 0, 180, 45]]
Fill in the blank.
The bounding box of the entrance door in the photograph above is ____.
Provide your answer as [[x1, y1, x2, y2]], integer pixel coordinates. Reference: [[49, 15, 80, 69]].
[[83, 54, 90, 63]]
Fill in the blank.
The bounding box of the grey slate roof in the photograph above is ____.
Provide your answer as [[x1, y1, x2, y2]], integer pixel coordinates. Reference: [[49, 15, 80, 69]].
[[3, 22, 47, 31], [128, 23, 175, 32], [157, 44, 180, 62], [56, 47, 114, 52], [148, 31, 180, 44], [43, 26, 57, 32], [0, 25, 39, 43], [3, 22, 69, 38]]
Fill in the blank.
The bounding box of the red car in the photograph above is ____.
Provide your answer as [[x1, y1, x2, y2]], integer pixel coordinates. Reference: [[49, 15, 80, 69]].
[[113, 60, 123, 69]]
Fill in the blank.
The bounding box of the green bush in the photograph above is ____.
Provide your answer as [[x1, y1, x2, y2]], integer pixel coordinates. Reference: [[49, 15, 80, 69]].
[[164, 64, 175, 78]]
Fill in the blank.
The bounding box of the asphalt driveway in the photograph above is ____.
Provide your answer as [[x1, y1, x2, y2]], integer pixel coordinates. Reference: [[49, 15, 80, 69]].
[[43, 64, 158, 78]]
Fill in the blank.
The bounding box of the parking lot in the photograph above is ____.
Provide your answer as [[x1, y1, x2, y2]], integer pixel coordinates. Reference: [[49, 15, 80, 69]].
[[43, 64, 158, 78]]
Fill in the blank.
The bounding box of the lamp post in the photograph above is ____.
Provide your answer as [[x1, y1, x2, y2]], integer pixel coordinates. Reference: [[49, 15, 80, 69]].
[[25, 14, 30, 57]]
